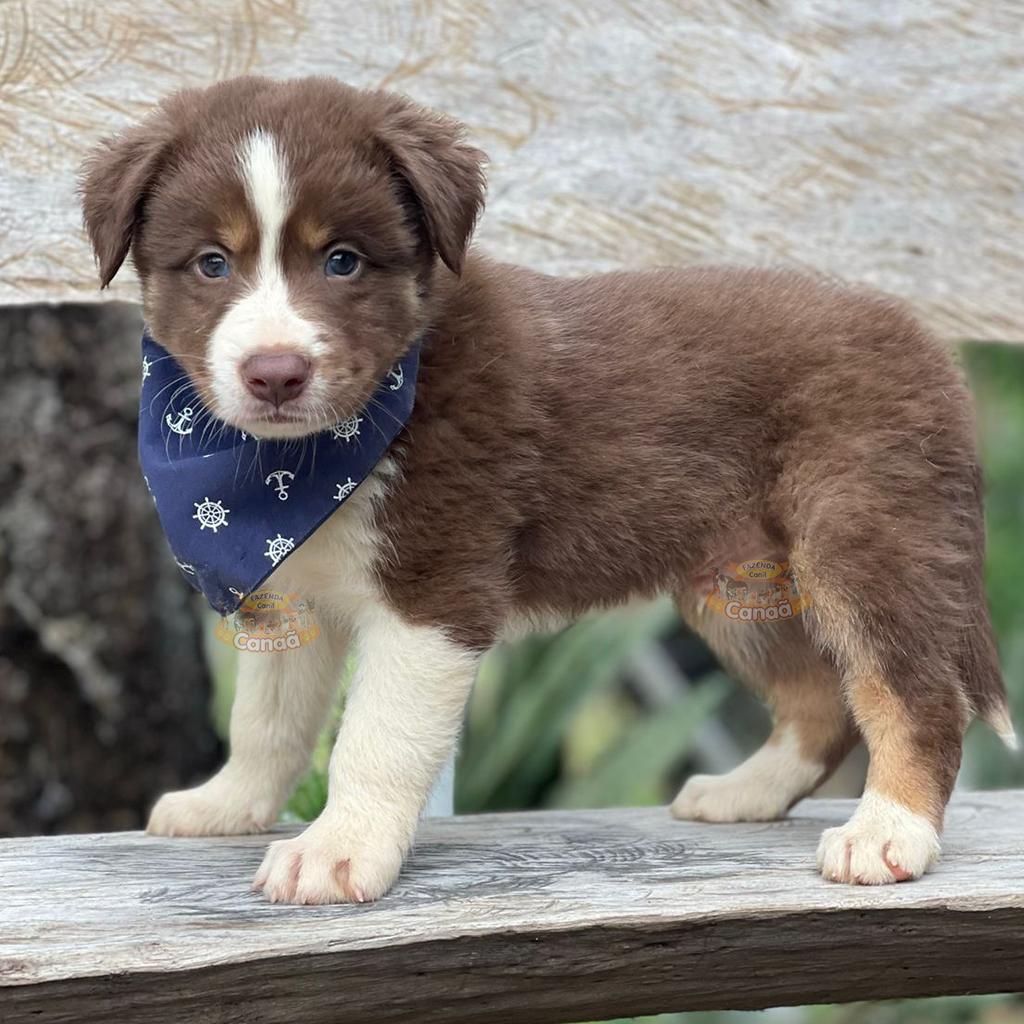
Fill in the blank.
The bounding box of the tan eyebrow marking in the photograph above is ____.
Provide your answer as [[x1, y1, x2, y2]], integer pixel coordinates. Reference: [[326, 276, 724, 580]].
[[220, 207, 256, 254], [295, 218, 331, 251]]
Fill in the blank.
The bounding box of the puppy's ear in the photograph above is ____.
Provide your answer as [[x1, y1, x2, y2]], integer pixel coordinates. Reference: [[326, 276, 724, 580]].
[[377, 98, 486, 275], [79, 115, 171, 288]]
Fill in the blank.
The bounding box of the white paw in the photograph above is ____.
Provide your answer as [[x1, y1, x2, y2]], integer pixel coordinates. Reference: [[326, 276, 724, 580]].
[[147, 780, 278, 837], [672, 728, 823, 823], [816, 790, 940, 885], [252, 818, 405, 904], [671, 772, 793, 822]]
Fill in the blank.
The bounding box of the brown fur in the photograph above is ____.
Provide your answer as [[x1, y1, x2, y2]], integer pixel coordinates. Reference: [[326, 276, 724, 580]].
[[80, 76, 1011, 838]]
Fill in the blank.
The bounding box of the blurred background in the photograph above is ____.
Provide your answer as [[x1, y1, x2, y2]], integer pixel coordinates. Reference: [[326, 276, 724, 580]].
[[1, 3, 1022, 1023]]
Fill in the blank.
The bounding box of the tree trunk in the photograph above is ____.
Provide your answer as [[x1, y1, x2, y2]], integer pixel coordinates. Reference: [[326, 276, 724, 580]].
[[0, 303, 221, 836]]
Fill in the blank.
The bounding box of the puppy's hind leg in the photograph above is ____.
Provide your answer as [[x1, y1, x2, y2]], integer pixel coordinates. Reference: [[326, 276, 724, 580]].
[[147, 621, 350, 837], [672, 612, 858, 823], [792, 531, 969, 885], [814, 662, 962, 884]]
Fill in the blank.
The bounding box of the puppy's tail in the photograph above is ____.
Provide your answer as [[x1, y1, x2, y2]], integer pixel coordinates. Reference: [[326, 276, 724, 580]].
[[961, 592, 1017, 751], [952, 460, 1017, 750]]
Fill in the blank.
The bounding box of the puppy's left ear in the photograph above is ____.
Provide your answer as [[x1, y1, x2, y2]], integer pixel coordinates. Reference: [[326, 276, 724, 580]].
[[78, 112, 172, 288], [377, 98, 487, 275]]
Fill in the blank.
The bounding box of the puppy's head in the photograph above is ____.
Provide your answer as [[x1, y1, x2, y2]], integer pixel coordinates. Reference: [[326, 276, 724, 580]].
[[80, 76, 485, 437]]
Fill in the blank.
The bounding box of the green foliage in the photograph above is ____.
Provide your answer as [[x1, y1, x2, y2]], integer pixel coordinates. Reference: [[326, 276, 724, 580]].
[[962, 343, 1024, 640], [456, 598, 710, 812], [283, 769, 330, 824], [544, 674, 727, 808], [960, 343, 1024, 788]]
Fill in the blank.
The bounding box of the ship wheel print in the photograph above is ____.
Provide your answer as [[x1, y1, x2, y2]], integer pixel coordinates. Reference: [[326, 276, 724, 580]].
[[193, 497, 230, 532], [264, 533, 295, 566]]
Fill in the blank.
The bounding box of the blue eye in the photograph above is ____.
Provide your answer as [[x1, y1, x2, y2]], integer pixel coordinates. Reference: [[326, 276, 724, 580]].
[[326, 250, 360, 277], [198, 253, 229, 278]]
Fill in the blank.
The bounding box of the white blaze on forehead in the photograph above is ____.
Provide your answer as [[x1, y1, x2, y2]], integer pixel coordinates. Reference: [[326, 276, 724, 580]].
[[240, 129, 290, 281], [207, 129, 326, 426]]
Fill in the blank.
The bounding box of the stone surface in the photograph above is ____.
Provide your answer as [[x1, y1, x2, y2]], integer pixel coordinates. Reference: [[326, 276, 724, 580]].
[[0, 304, 220, 836]]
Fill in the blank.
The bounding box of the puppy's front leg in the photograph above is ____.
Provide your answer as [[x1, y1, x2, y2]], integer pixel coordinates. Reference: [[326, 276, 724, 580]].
[[253, 607, 478, 904], [148, 624, 350, 837]]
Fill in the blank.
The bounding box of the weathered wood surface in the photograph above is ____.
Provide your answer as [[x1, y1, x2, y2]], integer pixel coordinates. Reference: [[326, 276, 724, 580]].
[[0, 2, 1022, 340], [2, 792, 1023, 1024]]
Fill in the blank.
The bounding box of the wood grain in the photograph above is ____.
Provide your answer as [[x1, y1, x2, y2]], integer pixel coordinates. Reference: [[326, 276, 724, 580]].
[[2, 792, 1023, 1022], [0, 2, 1022, 340]]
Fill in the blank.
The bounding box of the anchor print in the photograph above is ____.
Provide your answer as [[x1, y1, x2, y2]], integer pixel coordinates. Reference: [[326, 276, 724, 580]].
[[265, 469, 295, 501], [386, 364, 404, 391], [166, 405, 195, 436]]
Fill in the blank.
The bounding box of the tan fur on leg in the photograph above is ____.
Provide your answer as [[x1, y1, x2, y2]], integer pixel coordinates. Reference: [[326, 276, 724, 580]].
[[847, 672, 963, 825]]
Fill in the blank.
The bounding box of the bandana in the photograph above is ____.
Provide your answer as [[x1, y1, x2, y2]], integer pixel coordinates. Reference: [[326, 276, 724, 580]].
[[138, 331, 420, 614]]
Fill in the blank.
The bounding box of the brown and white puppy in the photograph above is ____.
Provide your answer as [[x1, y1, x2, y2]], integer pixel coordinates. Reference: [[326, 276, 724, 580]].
[[81, 76, 1014, 903]]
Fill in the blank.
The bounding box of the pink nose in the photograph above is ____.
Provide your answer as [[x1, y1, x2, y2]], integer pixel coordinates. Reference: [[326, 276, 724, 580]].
[[241, 352, 311, 407]]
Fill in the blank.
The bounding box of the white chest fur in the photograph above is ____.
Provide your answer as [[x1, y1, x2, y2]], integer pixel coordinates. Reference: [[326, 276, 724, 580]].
[[264, 458, 395, 626]]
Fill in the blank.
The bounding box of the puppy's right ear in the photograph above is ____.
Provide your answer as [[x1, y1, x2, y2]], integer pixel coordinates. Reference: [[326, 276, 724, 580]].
[[79, 116, 171, 288]]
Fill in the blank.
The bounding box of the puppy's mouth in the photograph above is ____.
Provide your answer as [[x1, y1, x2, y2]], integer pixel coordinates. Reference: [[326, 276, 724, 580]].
[[250, 407, 316, 429], [228, 389, 369, 440], [235, 402, 330, 439]]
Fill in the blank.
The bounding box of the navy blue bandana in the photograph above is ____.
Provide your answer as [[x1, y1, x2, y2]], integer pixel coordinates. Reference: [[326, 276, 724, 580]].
[[138, 331, 420, 614]]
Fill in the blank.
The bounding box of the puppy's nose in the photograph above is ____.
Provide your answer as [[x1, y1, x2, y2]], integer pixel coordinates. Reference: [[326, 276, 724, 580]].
[[241, 352, 311, 407]]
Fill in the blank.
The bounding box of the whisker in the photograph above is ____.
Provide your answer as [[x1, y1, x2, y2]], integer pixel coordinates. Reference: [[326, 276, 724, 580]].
[[147, 374, 191, 416], [365, 396, 405, 445]]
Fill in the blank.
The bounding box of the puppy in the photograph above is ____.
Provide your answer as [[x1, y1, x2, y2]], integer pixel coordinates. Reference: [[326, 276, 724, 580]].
[[80, 76, 1014, 902]]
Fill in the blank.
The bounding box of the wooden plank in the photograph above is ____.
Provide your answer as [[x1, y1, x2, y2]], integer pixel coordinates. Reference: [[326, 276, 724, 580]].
[[0, 2, 1022, 340], [2, 792, 1023, 1023]]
